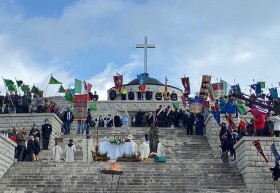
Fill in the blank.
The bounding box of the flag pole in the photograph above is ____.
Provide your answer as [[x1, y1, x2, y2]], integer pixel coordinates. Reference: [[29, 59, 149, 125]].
[[44, 74, 51, 97], [15, 77, 21, 95], [2, 77, 8, 94]]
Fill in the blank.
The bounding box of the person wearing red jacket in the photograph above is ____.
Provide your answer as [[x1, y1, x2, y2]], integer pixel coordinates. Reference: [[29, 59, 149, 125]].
[[254, 114, 265, 136]]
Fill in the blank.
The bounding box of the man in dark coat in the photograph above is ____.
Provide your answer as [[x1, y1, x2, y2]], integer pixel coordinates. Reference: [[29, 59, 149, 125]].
[[114, 113, 122, 127], [173, 109, 179, 127], [42, 119, 52, 150], [145, 88, 153, 100], [92, 91, 99, 101], [85, 109, 92, 135], [109, 89, 117, 100], [146, 112, 154, 127], [135, 110, 144, 127], [63, 107, 74, 135], [156, 105, 165, 127], [170, 91, 178, 101], [128, 89, 135, 100], [155, 90, 162, 100], [26, 136, 35, 161], [29, 124, 41, 142], [186, 113, 195, 135], [195, 113, 204, 135], [165, 106, 173, 127]]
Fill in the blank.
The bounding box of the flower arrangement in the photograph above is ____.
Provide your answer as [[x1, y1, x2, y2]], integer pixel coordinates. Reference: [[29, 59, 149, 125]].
[[108, 135, 125, 144]]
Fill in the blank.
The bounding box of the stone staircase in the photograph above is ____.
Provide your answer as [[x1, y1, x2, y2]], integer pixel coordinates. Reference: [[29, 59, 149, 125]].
[[0, 127, 250, 193]]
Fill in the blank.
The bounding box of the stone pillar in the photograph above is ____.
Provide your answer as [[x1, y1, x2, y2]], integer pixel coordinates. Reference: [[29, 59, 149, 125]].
[[82, 138, 94, 162], [234, 137, 279, 192], [0, 134, 17, 179]]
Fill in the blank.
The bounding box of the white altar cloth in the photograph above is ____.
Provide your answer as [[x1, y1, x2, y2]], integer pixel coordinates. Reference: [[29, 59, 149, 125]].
[[100, 141, 134, 159]]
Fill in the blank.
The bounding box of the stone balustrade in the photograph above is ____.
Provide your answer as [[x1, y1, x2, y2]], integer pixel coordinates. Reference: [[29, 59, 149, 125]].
[[0, 134, 16, 179], [0, 113, 62, 148], [234, 137, 280, 192]]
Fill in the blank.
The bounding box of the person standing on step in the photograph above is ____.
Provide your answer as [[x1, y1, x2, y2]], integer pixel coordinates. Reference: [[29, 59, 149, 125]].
[[26, 135, 35, 162], [186, 113, 195, 135], [165, 106, 173, 127], [85, 108, 92, 136], [42, 119, 52, 150], [52, 141, 63, 162], [96, 115, 105, 127], [16, 128, 28, 161], [66, 139, 76, 162], [64, 107, 74, 135], [33, 137, 40, 161], [114, 112, 122, 127], [146, 112, 154, 127], [156, 105, 164, 127], [29, 124, 41, 142]]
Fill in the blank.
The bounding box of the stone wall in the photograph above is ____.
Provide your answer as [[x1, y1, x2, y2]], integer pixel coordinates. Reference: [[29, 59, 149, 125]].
[[0, 134, 16, 179], [0, 113, 62, 147], [234, 137, 280, 192]]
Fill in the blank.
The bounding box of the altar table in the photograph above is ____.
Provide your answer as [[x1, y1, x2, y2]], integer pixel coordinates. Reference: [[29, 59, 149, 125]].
[[100, 141, 134, 159]]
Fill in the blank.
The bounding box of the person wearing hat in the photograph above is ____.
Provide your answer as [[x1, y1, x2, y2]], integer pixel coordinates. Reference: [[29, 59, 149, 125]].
[[42, 119, 52, 150]]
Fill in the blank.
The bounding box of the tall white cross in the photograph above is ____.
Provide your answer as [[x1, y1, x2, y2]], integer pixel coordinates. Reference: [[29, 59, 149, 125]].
[[136, 36, 156, 74]]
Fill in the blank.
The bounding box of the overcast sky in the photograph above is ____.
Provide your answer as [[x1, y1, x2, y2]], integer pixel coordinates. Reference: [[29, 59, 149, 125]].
[[0, 0, 280, 99]]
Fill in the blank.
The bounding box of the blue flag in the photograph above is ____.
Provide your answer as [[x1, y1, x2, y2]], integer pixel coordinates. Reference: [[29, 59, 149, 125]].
[[250, 83, 262, 95], [231, 84, 241, 95], [211, 111, 220, 125], [270, 88, 278, 99], [137, 73, 147, 85], [271, 143, 280, 162]]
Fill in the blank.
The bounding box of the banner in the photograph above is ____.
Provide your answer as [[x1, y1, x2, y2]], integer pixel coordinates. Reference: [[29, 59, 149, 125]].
[[199, 75, 211, 96], [212, 83, 225, 98], [189, 97, 204, 113], [113, 73, 123, 92], [74, 94, 88, 120], [181, 77, 190, 95]]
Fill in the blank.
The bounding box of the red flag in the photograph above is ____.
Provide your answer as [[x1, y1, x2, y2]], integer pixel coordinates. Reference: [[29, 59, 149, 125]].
[[113, 74, 123, 92], [181, 77, 190, 95], [252, 139, 268, 163], [87, 83, 92, 91]]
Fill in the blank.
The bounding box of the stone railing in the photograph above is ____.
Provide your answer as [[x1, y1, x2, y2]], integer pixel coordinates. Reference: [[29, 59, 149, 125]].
[[0, 113, 62, 147], [234, 137, 280, 191], [204, 114, 253, 158], [0, 134, 16, 179]]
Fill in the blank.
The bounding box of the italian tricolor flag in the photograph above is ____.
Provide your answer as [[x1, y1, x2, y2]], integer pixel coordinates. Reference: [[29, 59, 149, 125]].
[[75, 79, 86, 94]]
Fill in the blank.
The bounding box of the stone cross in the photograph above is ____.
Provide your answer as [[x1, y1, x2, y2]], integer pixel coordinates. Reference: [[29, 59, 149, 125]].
[[136, 36, 156, 74]]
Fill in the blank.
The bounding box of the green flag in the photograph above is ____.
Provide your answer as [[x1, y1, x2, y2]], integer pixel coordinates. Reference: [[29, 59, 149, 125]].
[[58, 85, 66, 93], [258, 82, 265, 89], [16, 80, 23, 87], [49, 75, 61, 84], [220, 79, 228, 95], [172, 102, 179, 110], [89, 103, 97, 111], [236, 103, 247, 115], [3, 79, 14, 86], [21, 85, 30, 92], [7, 84, 17, 92], [31, 85, 39, 94], [75, 78, 83, 94], [65, 89, 74, 103]]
